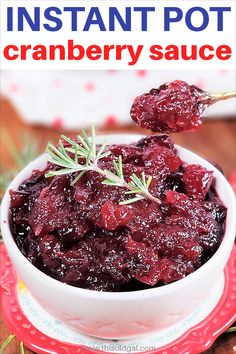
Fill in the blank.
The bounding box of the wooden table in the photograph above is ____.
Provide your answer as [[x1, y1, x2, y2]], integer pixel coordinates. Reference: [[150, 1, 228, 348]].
[[0, 96, 236, 353]]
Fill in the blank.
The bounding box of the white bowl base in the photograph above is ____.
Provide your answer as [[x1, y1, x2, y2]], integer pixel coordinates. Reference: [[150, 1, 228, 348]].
[[17, 272, 224, 353]]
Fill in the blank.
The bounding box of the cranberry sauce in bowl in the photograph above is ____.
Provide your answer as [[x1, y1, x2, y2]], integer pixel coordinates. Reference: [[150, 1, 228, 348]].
[[9, 135, 227, 292]]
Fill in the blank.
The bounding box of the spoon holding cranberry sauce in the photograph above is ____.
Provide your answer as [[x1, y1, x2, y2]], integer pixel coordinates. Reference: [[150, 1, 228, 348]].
[[131, 80, 236, 133]]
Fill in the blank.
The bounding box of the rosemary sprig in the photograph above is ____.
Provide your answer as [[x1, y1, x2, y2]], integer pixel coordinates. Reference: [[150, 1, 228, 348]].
[[0, 335, 25, 353], [20, 341, 25, 354], [121, 172, 154, 205], [46, 126, 161, 205], [0, 334, 15, 353], [45, 126, 111, 182]]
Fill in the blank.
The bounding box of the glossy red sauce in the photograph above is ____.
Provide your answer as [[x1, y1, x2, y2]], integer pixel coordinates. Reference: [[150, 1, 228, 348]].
[[10, 135, 226, 291], [131, 80, 208, 133]]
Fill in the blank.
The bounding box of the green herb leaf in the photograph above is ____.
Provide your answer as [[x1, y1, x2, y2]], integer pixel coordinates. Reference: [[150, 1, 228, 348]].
[[120, 195, 144, 205], [130, 174, 144, 189], [96, 138, 109, 160], [225, 325, 236, 333], [19, 342, 25, 354], [46, 126, 161, 205], [0, 334, 15, 353], [71, 170, 86, 186], [101, 180, 119, 186], [146, 175, 153, 188]]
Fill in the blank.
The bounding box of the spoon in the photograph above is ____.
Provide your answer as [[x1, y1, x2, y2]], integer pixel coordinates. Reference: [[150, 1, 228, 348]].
[[130, 80, 236, 133]]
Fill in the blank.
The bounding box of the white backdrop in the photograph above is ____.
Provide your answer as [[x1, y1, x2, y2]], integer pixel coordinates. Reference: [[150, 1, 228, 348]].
[[1, 1, 235, 70], [1, 70, 235, 129]]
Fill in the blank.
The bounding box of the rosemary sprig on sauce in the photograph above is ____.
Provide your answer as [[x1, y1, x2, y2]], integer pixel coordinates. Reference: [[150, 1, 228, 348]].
[[45, 126, 161, 205]]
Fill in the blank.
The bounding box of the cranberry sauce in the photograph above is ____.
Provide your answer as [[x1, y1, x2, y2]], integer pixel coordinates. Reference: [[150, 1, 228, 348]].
[[131, 80, 208, 133], [10, 135, 226, 291]]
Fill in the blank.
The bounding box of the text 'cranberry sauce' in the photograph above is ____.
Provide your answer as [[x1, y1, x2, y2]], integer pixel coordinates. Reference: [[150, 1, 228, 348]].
[[10, 135, 226, 291]]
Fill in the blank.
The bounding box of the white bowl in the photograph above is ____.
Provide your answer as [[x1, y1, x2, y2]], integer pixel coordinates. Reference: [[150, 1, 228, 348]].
[[1, 134, 235, 339]]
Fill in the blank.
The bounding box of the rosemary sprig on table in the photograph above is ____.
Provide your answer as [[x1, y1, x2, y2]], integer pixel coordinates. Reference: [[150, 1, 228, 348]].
[[0, 334, 15, 353], [0, 334, 25, 353], [46, 126, 161, 205]]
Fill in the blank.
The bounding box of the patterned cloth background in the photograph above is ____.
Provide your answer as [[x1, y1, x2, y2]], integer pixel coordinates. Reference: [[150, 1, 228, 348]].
[[1, 70, 235, 129]]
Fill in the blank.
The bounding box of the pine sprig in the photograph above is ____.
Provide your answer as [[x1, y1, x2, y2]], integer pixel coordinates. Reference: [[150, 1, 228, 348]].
[[46, 126, 161, 205]]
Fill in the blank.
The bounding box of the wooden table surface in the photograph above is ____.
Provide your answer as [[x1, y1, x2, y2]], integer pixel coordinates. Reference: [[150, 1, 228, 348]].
[[0, 96, 236, 353]]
